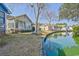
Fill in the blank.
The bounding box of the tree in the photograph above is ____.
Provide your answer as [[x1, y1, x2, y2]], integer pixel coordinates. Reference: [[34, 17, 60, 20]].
[[59, 3, 79, 21], [45, 10, 54, 25], [72, 25, 79, 35], [28, 3, 45, 34], [43, 9, 57, 26]]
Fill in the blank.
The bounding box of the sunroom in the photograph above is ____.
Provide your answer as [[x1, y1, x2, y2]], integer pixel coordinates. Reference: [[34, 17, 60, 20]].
[[0, 3, 11, 35]]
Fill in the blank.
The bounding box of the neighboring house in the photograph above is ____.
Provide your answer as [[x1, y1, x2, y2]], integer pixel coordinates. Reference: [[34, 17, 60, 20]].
[[44, 25, 49, 31], [44, 25, 53, 31], [66, 26, 73, 31], [61, 27, 66, 31], [6, 14, 33, 33], [39, 24, 53, 31], [69, 26, 73, 30], [54, 23, 67, 31], [15, 14, 33, 32], [39, 25, 45, 31], [0, 3, 11, 34]]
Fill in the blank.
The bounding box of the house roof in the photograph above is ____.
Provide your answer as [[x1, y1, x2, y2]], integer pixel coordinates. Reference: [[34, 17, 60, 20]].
[[7, 14, 33, 24], [15, 14, 33, 24], [0, 3, 11, 14], [7, 15, 14, 20]]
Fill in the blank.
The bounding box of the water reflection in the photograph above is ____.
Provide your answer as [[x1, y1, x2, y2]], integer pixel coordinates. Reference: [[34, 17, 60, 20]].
[[42, 41, 66, 56], [42, 32, 78, 56], [51, 32, 73, 37]]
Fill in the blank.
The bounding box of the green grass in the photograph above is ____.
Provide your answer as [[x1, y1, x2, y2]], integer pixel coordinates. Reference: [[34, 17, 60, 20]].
[[63, 35, 79, 56], [64, 47, 79, 56], [73, 35, 79, 45]]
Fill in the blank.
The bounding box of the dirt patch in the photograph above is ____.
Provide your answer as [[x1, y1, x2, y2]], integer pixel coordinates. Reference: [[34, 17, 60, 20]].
[[0, 34, 43, 56]]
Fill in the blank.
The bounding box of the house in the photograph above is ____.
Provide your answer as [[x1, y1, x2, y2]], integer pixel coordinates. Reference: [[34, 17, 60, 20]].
[[61, 27, 66, 31], [6, 14, 33, 33], [44, 25, 49, 31], [39, 25, 45, 31], [44, 24, 53, 31], [0, 3, 11, 35], [15, 14, 33, 32], [39, 24, 53, 31], [6, 15, 15, 33], [54, 23, 67, 31], [66, 26, 73, 31]]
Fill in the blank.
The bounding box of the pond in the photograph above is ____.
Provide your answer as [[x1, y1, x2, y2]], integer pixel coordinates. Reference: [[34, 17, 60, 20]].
[[42, 32, 79, 56]]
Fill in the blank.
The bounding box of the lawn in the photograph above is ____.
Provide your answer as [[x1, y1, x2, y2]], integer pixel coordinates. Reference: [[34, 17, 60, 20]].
[[64, 47, 79, 56], [0, 33, 42, 56], [63, 35, 79, 56]]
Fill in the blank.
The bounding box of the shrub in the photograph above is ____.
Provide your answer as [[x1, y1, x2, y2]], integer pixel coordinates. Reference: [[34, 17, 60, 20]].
[[73, 34, 79, 45], [20, 30, 33, 32], [20, 27, 35, 32], [72, 25, 79, 35]]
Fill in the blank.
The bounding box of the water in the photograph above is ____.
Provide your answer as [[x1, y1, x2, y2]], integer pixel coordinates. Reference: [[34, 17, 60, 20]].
[[42, 32, 79, 56]]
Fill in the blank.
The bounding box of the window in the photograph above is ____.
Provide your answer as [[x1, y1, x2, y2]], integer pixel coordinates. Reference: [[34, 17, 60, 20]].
[[0, 12, 4, 17], [0, 12, 5, 32], [8, 22, 14, 29], [0, 17, 3, 26]]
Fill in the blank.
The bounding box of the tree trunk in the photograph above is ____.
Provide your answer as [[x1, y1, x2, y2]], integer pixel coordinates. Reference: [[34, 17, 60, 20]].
[[35, 13, 39, 34], [35, 7, 40, 34], [35, 19, 38, 34]]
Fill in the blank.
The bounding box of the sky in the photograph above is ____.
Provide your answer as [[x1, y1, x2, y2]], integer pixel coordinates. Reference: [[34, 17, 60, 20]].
[[5, 3, 78, 26]]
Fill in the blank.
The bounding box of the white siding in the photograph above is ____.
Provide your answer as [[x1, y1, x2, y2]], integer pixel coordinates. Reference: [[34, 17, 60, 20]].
[[6, 17, 15, 33], [18, 22, 25, 31], [16, 15, 32, 31]]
